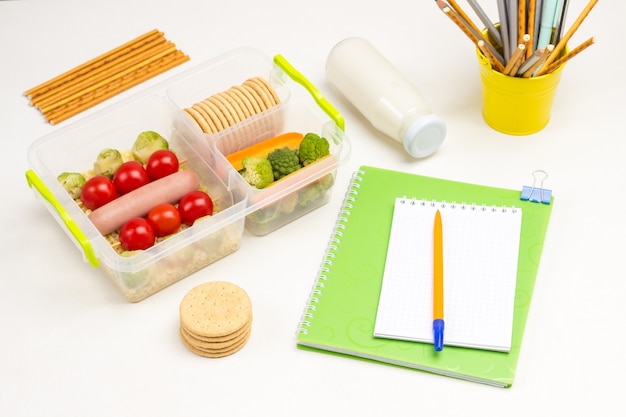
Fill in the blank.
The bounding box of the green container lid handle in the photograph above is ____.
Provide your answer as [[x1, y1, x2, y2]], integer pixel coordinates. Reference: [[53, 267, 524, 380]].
[[25, 169, 100, 268], [273, 54, 345, 132]]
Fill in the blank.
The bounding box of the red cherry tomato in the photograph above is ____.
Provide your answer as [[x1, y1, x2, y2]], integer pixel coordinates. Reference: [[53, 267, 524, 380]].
[[119, 218, 155, 251], [147, 203, 182, 237], [146, 149, 179, 181], [178, 190, 214, 225], [113, 161, 150, 195], [80, 175, 118, 210]]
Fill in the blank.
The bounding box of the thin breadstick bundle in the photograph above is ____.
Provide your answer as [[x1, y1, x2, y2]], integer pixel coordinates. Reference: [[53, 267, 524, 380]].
[[24, 29, 189, 124]]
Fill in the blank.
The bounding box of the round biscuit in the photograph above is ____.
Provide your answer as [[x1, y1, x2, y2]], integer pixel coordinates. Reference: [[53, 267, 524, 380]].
[[179, 281, 252, 338], [232, 85, 262, 115], [192, 103, 218, 133], [183, 108, 203, 131], [181, 323, 251, 350], [180, 324, 249, 349], [180, 316, 251, 343], [185, 107, 212, 134], [196, 101, 225, 132], [226, 87, 255, 118], [245, 77, 278, 107], [180, 329, 249, 356], [179, 326, 251, 358], [218, 90, 255, 151], [253, 76, 281, 105], [221, 90, 249, 120], [246, 81, 273, 111], [242, 82, 276, 137], [241, 84, 268, 112], [201, 99, 229, 131], [213, 93, 242, 126], [208, 95, 236, 128]]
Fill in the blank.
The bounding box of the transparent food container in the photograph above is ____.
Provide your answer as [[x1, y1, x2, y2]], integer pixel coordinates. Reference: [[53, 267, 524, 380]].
[[25, 48, 350, 302]]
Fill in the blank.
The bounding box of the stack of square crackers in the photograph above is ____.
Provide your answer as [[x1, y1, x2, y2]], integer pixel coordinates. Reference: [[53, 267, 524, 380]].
[[179, 281, 253, 358]]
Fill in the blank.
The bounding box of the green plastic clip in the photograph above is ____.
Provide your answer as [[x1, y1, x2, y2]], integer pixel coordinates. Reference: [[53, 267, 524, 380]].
[[273, 54, 345, 132], [25, 169, 100, 268]]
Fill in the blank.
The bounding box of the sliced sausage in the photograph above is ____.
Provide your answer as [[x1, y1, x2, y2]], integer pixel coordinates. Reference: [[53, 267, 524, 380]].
[[89, 169, 201, 235]]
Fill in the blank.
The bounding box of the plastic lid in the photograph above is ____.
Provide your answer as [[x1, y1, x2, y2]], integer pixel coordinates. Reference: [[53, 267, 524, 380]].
[[403, 114, 447, 158]]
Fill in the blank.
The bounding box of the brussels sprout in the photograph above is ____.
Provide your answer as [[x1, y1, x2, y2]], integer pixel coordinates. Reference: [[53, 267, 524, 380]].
[[132, 131, 169, 164], [57, 172, 86, 199], [93, 148, 123, 178]]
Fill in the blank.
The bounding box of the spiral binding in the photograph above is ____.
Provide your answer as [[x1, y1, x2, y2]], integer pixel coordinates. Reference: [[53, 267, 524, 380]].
[[296, 169, 365, 335], [397, 198, 519, 214]]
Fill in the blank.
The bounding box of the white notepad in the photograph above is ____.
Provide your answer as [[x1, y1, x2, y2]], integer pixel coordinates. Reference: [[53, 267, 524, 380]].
[[374, 198, 523, 352]]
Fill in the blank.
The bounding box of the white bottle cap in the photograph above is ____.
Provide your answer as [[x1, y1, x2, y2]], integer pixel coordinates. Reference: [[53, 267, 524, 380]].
[[403, 114, 447, 158]]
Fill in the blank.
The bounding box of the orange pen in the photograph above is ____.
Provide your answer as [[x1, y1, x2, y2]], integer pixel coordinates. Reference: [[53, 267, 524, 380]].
[[433, 209, 445, 351]]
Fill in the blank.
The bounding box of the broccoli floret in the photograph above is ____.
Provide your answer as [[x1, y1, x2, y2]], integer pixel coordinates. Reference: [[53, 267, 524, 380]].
[[298, 133, 330, 166], [297, 174, 334, 206], [267, 146, 302, 180], [298, 183, 324, 207], [246, 204, 280, 225], [240, 157, 274, 189], [317, 173, 335, 191]]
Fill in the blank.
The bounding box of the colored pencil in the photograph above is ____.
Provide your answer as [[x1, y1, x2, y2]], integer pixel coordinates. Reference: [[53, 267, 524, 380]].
[[537, 0, 598, 75]]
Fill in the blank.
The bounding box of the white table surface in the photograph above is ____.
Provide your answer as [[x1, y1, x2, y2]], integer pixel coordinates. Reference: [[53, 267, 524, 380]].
[[2, 1, 624, 416]]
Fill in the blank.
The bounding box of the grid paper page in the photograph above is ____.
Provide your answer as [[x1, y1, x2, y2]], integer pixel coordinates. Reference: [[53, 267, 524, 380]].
[[373, 198, 523, 352]]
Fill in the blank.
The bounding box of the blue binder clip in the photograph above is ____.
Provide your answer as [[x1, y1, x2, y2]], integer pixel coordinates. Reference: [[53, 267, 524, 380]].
[[521, 170, 552, 204]]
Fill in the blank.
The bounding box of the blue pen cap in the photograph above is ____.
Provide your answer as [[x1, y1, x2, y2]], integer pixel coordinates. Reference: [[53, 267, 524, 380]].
[[433, 319, 445, 351]]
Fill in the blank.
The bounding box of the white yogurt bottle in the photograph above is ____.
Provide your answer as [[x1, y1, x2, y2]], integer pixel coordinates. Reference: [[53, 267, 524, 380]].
[[326, 37, 446, 158]]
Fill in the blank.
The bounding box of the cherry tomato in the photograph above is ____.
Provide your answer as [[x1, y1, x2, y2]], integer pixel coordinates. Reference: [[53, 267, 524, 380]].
[[113, 161, 150, 195], [119, 218, 155, 251], [178, 190, 214, 225], [80, 175, 118, 210], [146, 149, 179, 181], [147, 203, 182, 237]]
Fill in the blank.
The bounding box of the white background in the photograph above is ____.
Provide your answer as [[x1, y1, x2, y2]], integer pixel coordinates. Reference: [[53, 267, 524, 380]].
[[1, 0, 624, 416]]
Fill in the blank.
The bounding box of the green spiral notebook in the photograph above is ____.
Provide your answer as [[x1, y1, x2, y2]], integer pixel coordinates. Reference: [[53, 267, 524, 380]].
[[296, 165, 554, 388]]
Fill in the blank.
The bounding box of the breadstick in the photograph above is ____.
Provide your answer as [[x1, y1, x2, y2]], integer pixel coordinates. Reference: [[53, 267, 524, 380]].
[[46, 51, 189, 124], [33, 40, 174, 109], [39, 46, 178, 114], [25, 29, 163, 99]]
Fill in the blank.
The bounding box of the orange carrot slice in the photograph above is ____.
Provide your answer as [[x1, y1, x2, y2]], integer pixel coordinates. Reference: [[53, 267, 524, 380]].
[[226, 132, 304, 171]]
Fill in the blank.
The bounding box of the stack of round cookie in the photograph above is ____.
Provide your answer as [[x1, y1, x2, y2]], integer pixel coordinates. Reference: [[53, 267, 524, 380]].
[[184, 76, 280, 134], [179, 281, 253, 358]]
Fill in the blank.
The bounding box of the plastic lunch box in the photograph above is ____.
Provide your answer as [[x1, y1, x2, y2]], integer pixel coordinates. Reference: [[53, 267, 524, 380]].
[[25, 48, 351, 302]]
